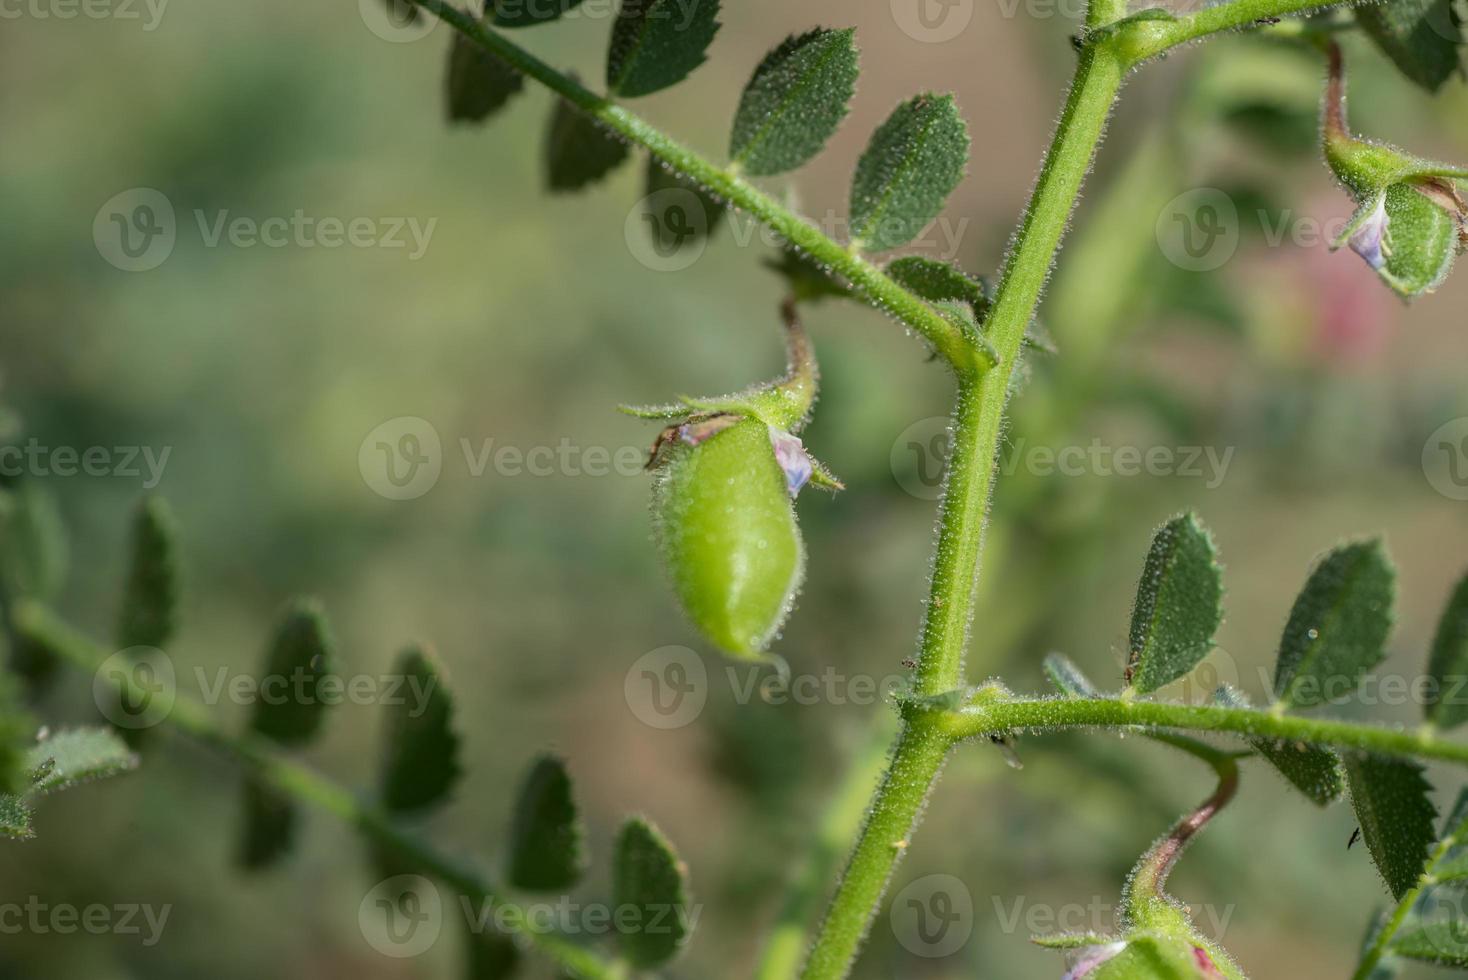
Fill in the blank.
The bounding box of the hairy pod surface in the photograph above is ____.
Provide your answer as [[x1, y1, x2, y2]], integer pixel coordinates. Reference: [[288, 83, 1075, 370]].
[[652, 416, 804, 661]]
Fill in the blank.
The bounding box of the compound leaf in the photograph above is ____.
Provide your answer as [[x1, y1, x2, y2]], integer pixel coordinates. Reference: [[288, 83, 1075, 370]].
[[1125, 513, 1224, 694], [849, 93, 969, 253], [607, 0, 721, 98], [1426, 570, 1468, 729], [380, 645, 461, 813], [446, 29, 524, 123], [1273, 541, 1395, 710], [1344, 752, 1436, 900], [249, 599, 339, 747], [613, 817, 691, 968], [507, 754, 588, 891], [730, 28, 858, 176], [545, 97, 631, 191], [115, 496, 180, 651]]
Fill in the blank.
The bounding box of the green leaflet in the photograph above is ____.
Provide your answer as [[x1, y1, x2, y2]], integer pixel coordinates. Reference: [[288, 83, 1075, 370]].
[[115, 496, 180, 651], [379, 645, 462, 813], [0, 481, 68, 601], [1043, 652, 1102, 699], [466, 923, 522, 978], [1357, 0, 1464, 93], [0, 672, 33, 796], [849, 94, 969, 253], [1389, 922, 1468, 966], [507, 754, 588, 891], [28, 727, 138, 796], [1125, 514, 1223, 694], [644, 155, 724, 250], [884, 256, 991, 318], [1213, 685, 1342, 805], [1426, 570, 1468, 729], [248, 599, 339, 746], [762, 249, 851, 303], [237, 776, 295, 870], [1344, 752, 1437, 900], [488, 0, 586, 27], [0, 793, 32, 840], [446, 29, 524, 123], [1272, 541, 1395, 710], [613, 817, 691, 968], [729, 28, 858, 176], [606, 0, 721, 98], [544, 96, 631, 192]]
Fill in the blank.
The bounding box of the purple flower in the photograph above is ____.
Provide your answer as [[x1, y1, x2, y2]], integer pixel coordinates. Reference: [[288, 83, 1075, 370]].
[[767, 426, 812, 496]]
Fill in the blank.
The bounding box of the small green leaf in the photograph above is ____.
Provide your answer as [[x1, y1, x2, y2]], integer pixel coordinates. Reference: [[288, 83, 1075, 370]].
[[115, 496, 180, 651], [545, 97, 631, 192], [849, 93, 969, 253], [507, 754, 588, 891], [446, 29, 524, 123], [466, 923, 522, 978], [1042, 652, 1102, 699], [606, 0, 721, 98], [0, 672, 34, 796], [1273, 541, 1395, 710], [644, 156, 724, 249], [249, 599, 339, 747], [1390, 922, 1468, 966], [1212, 685, 1343, 805], [488, 0, 586, 27], [613, 817, 691, 968], [762, 249, 851, 303], [238, 776, 295, 870], [1344, 752, 1437, 899], [0, 793, 32, 840], [1125, 513, 1223, 694], [27, 727, 138, 796], [1357, 0, 1463, 94], [729, 28, 858, 176], [0, 481, 68, 601], [1426, 570, 1468, 729], [380, 645, 461, 813], [885, 256, 990, 316]]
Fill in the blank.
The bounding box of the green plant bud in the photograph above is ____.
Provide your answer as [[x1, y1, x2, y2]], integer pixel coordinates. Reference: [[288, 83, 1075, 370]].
[[1321, 42, 1468, 298], [627, 301, 839, 660], [1065, 936, 1224, 979]]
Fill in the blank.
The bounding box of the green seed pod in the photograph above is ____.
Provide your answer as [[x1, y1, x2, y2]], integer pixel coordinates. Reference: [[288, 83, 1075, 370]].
[[624, 301, 841, 661], [652, 417, 805, 659], [1321, 42, 1467, 299]]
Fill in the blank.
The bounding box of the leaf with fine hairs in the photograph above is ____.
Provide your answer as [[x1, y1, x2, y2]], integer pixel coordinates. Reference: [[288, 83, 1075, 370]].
[[379, 644, 462, 813], [1425, 570, 1468, 729], [885, 256, 990, 317], [249, 599, 339, 747], [0, 480, 68, 602], [1125, 513, 1223, 694], [849, 93, 969, 253], [606, 0, 721, 98], [730, 28, 858, 176], [1389, 922, 1468, 967], [544, 97, 630, 192], [27, 727, 138, 797], [613, 817, 691, 968], [1356, 0, 1463, 94], [237, 776, 296, 870], [1213, 685, 1342, 806], [507, 754, 588, 891], [1042, 652, 1102, 699], [1344, 752, 1437, 900], [446, 29, 524, 123], [115, 496, 180, 651], [489, 0, 586, 27]]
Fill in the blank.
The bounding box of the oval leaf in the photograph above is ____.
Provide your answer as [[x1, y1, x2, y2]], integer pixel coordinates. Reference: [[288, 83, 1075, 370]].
[[379, 645, 461, 813], [446, 29, 525, 123], [1344, 751, 1437, 900], [1213, 685, 1342, 805], [249, 599, 339, 746], [115, 496, 180, 651], [507, 754, 588, 891], [238, 776, 296, 870], [606, 0, 721, 98], [1425, 570, 1468, 729], [489, 0, 586, 27], [613, 817, 691, 968], [1125, 513, 1223, 694], [849, 93, 969, 253], [545, 97, 631, 192], [729, 28, 858, 176], [1356, 0, 1463, 93], [885, 256, 989, 311], [1273, 540, 1395, 710]]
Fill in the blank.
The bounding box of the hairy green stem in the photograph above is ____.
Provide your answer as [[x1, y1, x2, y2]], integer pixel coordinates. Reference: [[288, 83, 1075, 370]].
[[1350, 831, 1459, 979], [946, 697, 1468, 766], [410, 0, 984, 376], [10, 600, 617, 980]]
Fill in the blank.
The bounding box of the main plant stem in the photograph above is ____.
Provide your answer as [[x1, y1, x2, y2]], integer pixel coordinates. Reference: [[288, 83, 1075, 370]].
[[798, 43, 1128, 980]]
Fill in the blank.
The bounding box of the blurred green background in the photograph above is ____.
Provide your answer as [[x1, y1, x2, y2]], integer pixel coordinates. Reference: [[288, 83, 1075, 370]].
[[2, 0, 1468, 976]]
